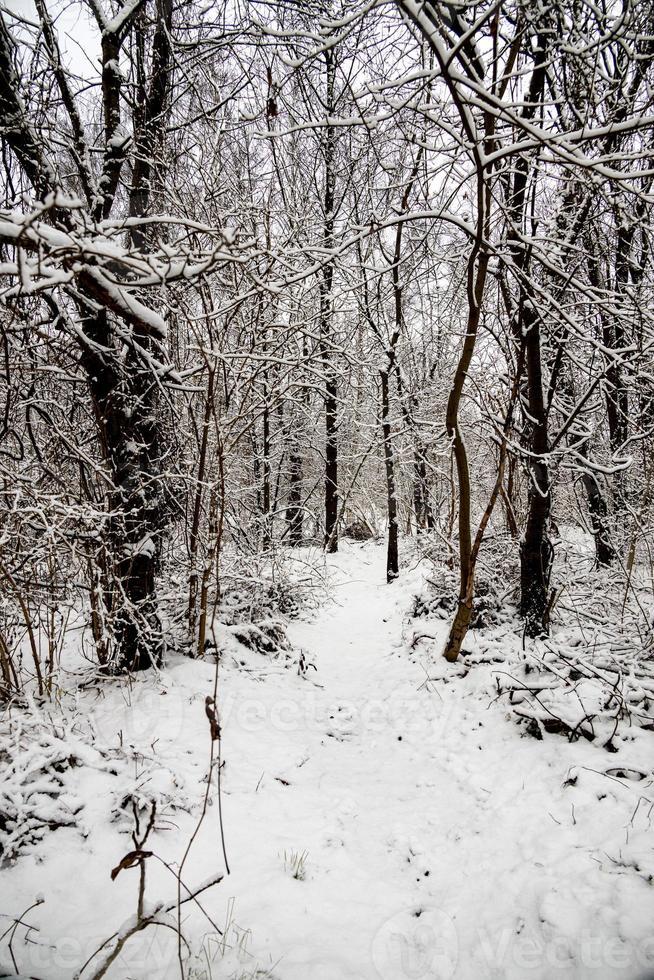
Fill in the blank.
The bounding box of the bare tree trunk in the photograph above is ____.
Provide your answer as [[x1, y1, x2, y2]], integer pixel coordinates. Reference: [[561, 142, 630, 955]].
[[105, 0, 174, 671], [505, 27, 553, 638], [581, 466, 616, 566], [321, 48, 339, 553], [502, 456, 519, 538], [286, 449, 304, 546], [519, 306, 553, 637], [611, 225, 631, 458], [395, 0, 495, 661], [380, 370, 399, 581], [262, 396, 272, 549], [595, 226, 630, 519], [324, 376, 339, 553], [79, 307, 168, 671], [413, 447, 433, 531], [286, 338, 309, 547], [188, 354, 215, 651]]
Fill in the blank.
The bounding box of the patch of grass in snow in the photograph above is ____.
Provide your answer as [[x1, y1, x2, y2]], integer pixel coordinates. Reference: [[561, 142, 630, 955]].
[[188, 898, 279, 980], [280, 847, 308, 880], [230, 968, 279, 980]]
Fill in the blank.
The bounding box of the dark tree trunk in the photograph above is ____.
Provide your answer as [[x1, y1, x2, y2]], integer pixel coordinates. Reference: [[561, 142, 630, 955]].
[[519, 303, 553, 638], [585, 242, 628, 452], [321, 48, 339, 553], [104, 0, 173, 670], [262, 399, 272, 549], [610, 226, 631, 453], [286, 449, 304, 546], [520, 465, 552, 637], [324, 376, 339, 552], [286, 339, 308, 548], [380, 370, 399, 581], [80, 308, 166, 672], [505, 27, 553, 638], [412, 446, 434, 531], [502, 456, 519, 538], [582, 469, 616, 566]]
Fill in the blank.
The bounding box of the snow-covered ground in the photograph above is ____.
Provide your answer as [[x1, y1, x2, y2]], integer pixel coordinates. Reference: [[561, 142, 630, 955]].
[[2, 541, 654, 979]]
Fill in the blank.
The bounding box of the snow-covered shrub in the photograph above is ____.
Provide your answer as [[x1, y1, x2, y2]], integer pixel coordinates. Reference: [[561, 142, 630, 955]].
[[224, 620, 291, 657], [343, 520, 374, 542], [219, 580, 302, 624], [492, 631, 654, 747], [409, 531, 654, 752], [411, 567, 513, 631], [0, 566, 73, 700], [193, 550, 326, 669], [110, 765, 190, 832], [0, 706, 97, 860], [218, 549, 326, 624], [0, 697, 197, 863], [493, 537, 654, 746], [158, 543, 326, 663], [212, 619, 296, 670]]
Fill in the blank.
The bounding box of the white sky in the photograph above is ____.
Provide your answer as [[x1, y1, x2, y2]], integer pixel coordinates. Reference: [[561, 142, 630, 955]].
[[4, 0, 100, 78]]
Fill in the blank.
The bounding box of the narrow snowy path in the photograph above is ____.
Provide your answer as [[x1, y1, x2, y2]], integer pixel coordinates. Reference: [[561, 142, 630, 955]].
[[222, 543, 466, 980]]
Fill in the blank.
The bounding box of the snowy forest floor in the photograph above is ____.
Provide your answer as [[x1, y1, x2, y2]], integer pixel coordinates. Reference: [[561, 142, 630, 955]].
[[3, 540, 654, 980]]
